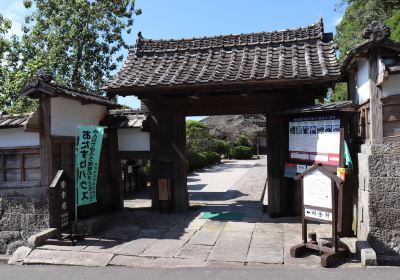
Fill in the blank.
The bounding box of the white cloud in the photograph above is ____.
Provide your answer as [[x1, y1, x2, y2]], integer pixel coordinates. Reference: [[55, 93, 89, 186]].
[[1, 0, 29, 38], [331, 16, 343, 27]]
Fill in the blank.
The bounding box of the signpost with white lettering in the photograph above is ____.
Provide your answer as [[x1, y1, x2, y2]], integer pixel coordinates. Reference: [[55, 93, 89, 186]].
[[290, 164, 347, 267]]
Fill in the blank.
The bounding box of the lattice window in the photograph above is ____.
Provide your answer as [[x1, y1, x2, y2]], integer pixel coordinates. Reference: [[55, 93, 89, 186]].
[[0, 149, 40, 186]]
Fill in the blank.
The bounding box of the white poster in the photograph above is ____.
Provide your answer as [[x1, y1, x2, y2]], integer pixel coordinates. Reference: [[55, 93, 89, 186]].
[[303, 170, 332, 209], [288, 115, 341, 166]]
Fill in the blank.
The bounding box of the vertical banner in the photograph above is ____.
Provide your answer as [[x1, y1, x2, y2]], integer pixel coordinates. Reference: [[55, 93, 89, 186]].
[[76, 126, 104, 206]]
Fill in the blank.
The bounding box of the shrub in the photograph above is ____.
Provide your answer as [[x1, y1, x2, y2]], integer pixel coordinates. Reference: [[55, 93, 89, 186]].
[[187, 151, 207, 172], [236, 134, 251, 147], [208, 139, 228, 155], [200, 151, 221, 165], [229, 146, 253, 159]]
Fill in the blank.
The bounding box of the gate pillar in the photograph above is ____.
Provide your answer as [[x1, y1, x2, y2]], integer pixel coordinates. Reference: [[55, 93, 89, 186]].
[[266, 113, 293, 217], [149, 113, 188, 212]]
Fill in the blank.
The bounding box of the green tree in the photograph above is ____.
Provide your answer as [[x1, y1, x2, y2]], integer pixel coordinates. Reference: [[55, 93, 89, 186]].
[[387, 10, 400, 41], [186, 120, 210, 152], [335, 0, 400, 61], [1, 0, 141, 114], [22, 0, 141, 90]]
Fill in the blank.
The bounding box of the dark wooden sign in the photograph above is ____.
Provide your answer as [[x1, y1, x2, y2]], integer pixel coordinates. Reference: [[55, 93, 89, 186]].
[[49, 170, 70, 231], [290, 164, 348, 267]]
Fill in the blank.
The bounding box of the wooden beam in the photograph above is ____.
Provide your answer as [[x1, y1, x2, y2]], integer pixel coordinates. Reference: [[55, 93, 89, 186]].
[[119, 151, 151, 160], [39, 94, 53, 186], [108, 126, 124, 211], [369, 49, 384, 144]]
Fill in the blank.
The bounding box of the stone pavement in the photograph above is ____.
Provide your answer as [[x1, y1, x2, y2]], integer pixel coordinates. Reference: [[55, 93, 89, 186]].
[[18, 158, 360, 268]]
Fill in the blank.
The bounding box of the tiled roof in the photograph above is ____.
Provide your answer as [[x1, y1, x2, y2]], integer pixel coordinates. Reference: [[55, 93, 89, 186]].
[[104, 19, 340, 93], [202, 114, 265, 139], [281, 101, 358, 115], [0, 112, 34, 128], [49, 83, 120, 107], [108, 109, 147, 128], [20, 71, 120, 108]]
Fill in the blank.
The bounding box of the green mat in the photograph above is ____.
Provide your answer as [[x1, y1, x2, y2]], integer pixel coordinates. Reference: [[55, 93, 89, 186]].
[[200, 212, 245, 220]]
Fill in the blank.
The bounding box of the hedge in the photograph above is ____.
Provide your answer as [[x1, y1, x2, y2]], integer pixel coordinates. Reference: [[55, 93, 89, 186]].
[[187, 151, 208, 172], [229, 146, 253, 159], [200, 151, 221, 165]]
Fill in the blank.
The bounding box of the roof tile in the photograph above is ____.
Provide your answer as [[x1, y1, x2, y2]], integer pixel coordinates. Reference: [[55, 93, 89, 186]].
[[104, 19, 340, 92]]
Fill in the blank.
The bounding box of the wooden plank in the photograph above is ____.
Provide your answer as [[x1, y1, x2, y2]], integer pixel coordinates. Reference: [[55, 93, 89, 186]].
[[24, 154, 41, 168], [150, 114, 160, 211], [171, 114, 188, 212], [5, 169, 21, 182], [108, 127, 123, 211], [369, 50, 383, 144], [39, 95, 53, 186], [24, 168, 41, 181], [119, 151, 151, 160]]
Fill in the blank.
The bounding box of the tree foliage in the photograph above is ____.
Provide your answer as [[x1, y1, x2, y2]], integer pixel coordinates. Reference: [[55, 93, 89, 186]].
[[186, 120, 211, 153], [331, 0, 399, 102], [0, 0, 141, 114], [22, 0, 141, 90], [335, 0, 400, 61], [387, 10, 400, 41]]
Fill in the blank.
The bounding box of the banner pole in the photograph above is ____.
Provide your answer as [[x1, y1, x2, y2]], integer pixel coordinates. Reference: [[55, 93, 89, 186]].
[[74, 125, 79, 234]]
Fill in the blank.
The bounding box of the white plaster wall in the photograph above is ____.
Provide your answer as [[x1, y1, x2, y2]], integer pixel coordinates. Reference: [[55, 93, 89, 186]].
[[51, 97, 107, 137], [356, 58, 371, 104], [118, 128, 150, 151], [382, 74, 400, 97], [0, 128, 40, 148]]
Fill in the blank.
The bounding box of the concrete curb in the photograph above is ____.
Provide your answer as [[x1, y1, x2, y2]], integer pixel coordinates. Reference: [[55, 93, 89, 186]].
[[0, 254, 10, 264], [27, 228, 59, 249], [356, 241, 377, 267]]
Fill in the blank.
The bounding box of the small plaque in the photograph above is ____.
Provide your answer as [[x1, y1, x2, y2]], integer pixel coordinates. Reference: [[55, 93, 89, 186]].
[[296, 164, 307, 174], [304, 207, 332, 222], [158, 179, 171, 201]]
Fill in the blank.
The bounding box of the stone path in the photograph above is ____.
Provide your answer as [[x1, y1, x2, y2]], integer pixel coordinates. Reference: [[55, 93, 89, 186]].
[[19, 158, 359, 268]]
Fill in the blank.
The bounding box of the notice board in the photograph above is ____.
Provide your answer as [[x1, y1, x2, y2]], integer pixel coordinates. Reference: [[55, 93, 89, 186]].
[[288, 115, 341, 166]]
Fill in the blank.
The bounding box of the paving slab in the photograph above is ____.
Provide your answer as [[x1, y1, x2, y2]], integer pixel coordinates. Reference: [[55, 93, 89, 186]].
[[283, 223, 320, 267], [114, 228, 164, 256], [140, 229, 196, 258], [223, 221, 255, 232], [201, 221, 226, 231], [109, 255, 207, 268], [175, 244, 213, 260], [247, 227, 283, 264], [8, 246, 31, 265], [188, 228, 221, 246], [82, 238, 127, 254], [24, 249, 114, 267], [39, 237, 99, 252], [100, 225, 140, 240], [208, 230, 252, 262]]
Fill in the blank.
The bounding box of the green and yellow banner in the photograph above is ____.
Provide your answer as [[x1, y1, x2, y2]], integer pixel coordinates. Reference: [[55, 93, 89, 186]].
[[75, 126, 104, 206]]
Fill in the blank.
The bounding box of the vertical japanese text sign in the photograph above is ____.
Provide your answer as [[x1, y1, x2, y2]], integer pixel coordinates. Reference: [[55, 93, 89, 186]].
[[76, 126, 104, 206]]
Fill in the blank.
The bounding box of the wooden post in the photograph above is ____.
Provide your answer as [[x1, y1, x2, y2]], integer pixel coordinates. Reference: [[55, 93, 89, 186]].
[[39, 94, 53, 186], [149, 113, 188, 212], [171, 114, 188, 212], [266, 113, 290, 217], [369, 49, 383, 144], [108, 126, 123, 210]]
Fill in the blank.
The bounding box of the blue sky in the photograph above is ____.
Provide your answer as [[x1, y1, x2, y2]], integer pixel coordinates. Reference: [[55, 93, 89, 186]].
[[1, 0, 344, 113]]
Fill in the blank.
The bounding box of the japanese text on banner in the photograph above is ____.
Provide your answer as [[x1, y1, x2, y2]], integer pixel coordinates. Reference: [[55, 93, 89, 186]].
[[76, 126, 104, 206]]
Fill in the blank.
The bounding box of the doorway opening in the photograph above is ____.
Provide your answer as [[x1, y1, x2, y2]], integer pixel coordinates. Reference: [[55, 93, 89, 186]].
[[122, 159, 152, 210], [185, 114, 268, 219]]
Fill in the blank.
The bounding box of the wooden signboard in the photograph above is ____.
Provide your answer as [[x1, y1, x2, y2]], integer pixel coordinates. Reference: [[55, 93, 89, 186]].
[[49, 170, 70, 231], [290, 164, 347, 267]]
